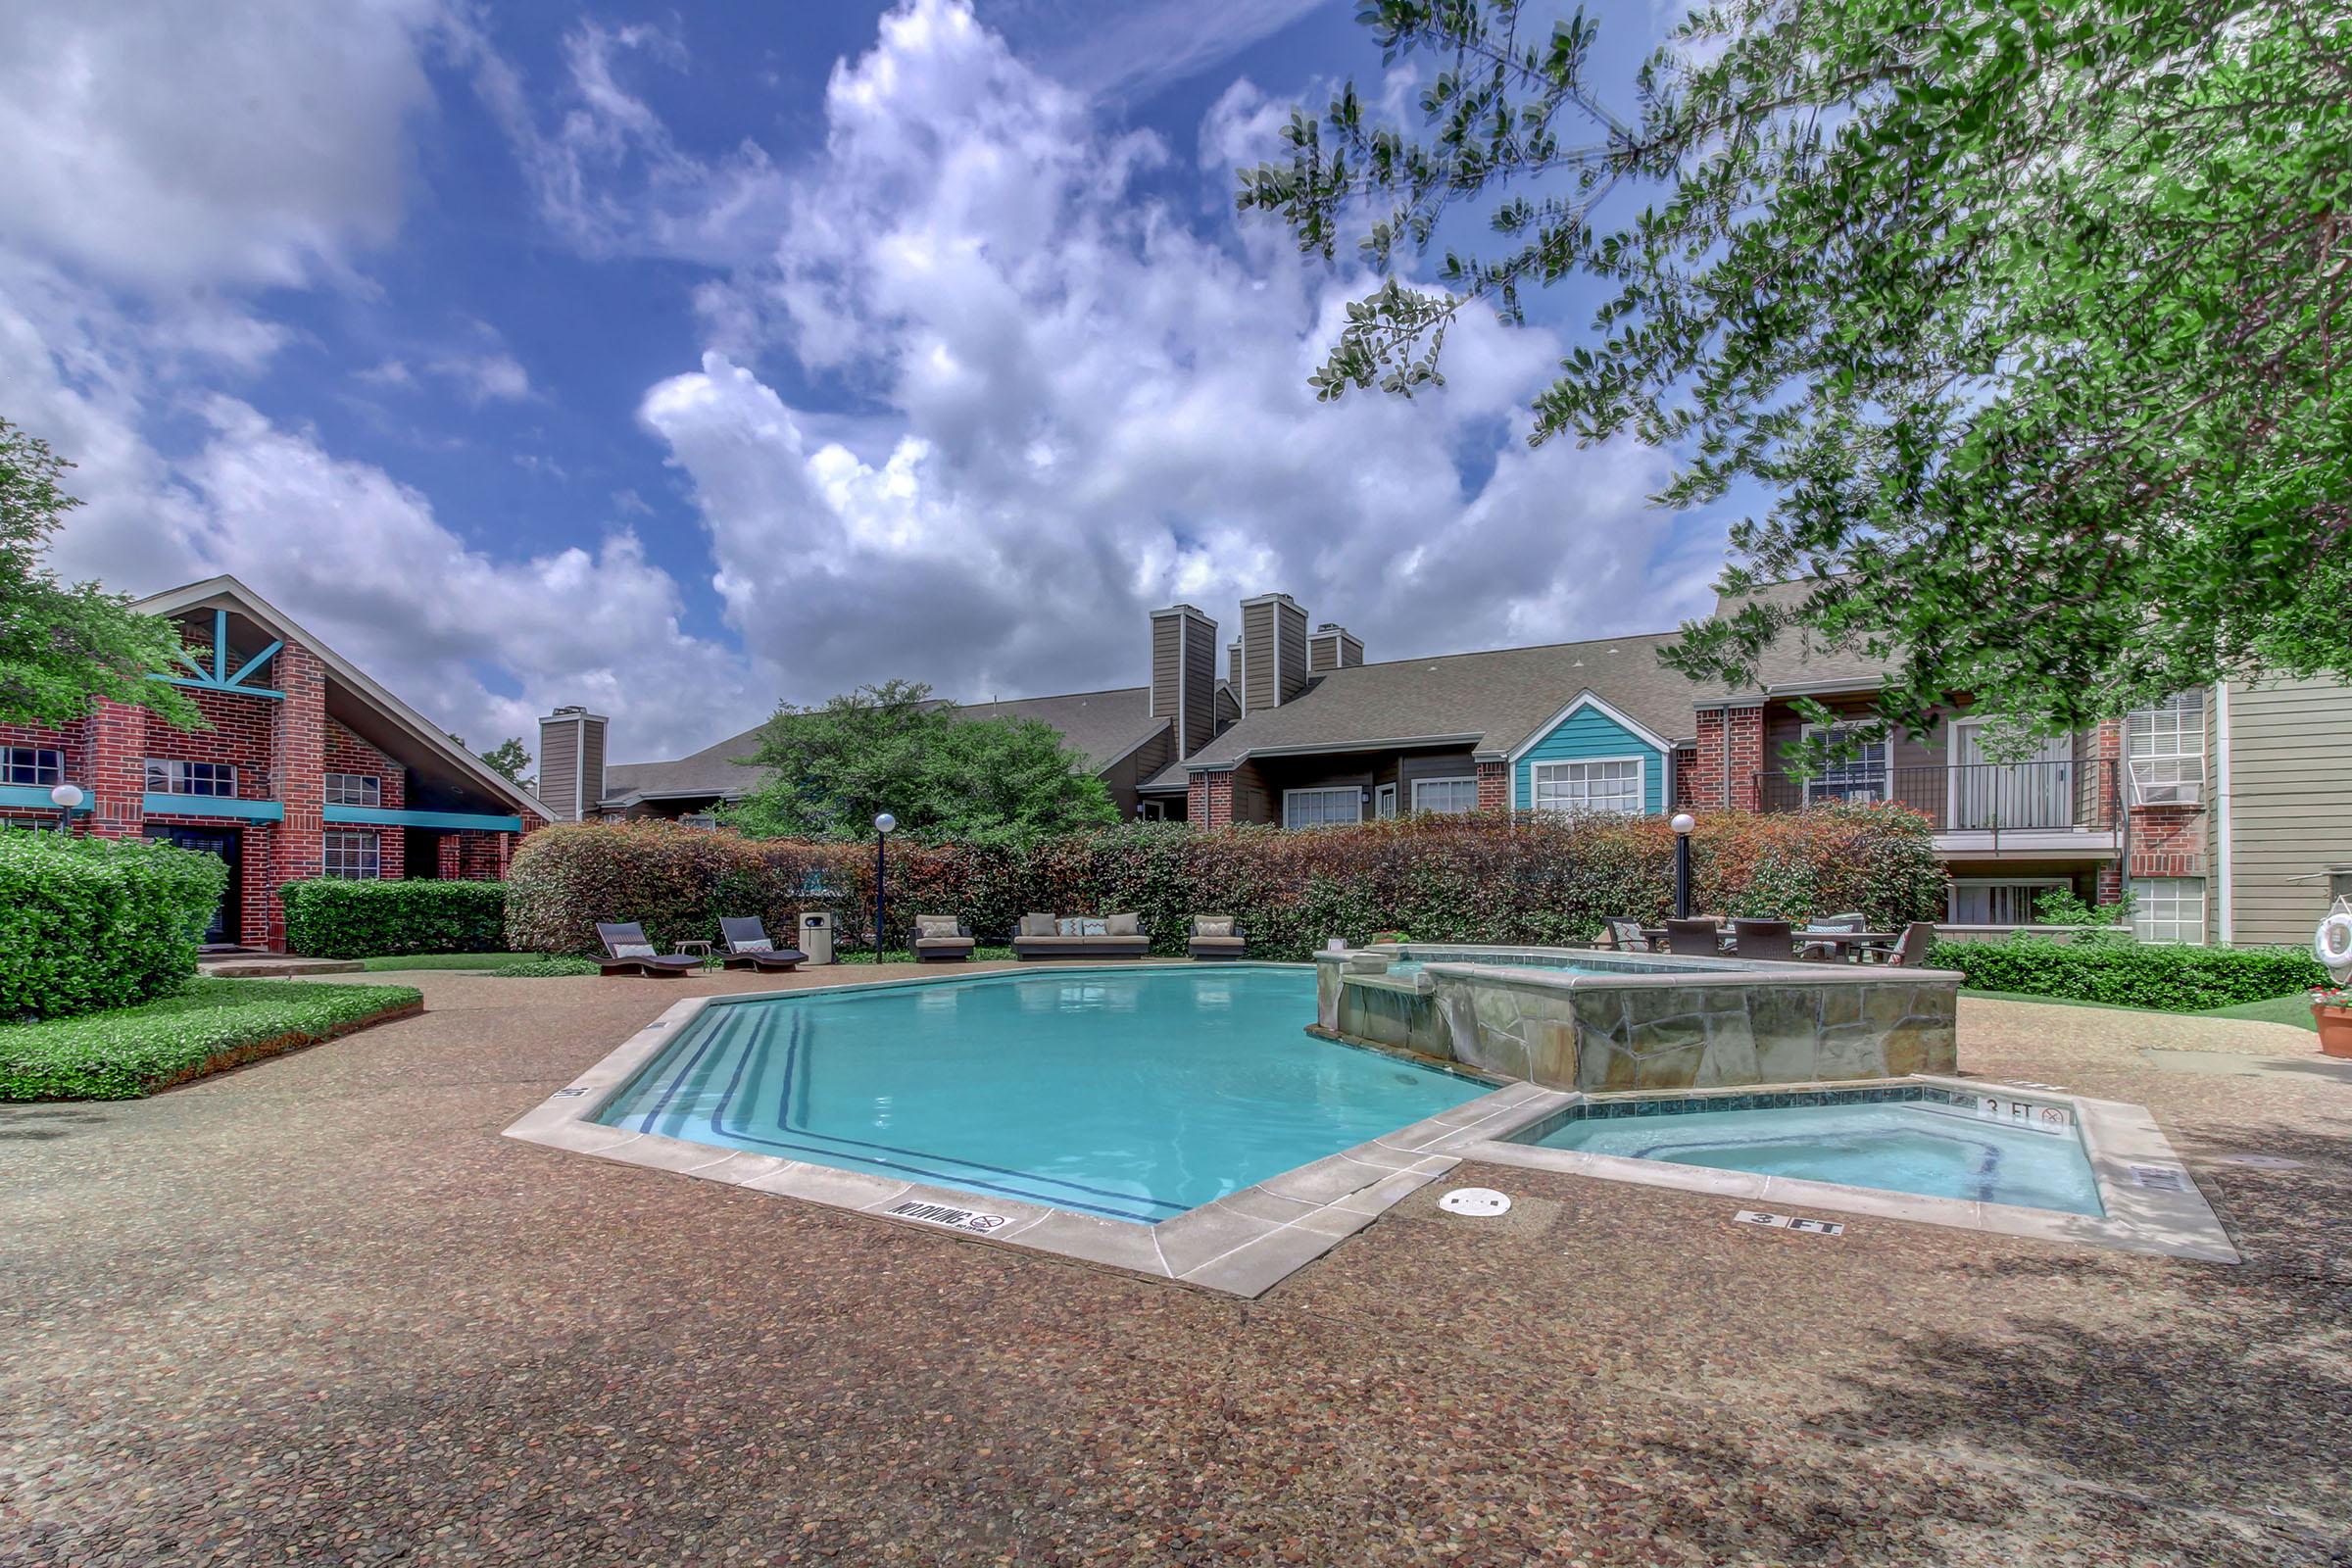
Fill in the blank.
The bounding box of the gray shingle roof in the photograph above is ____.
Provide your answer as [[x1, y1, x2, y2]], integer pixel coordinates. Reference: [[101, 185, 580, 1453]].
[[1158, 630, 1705, 781], [1700, 577, 1894, 697], [601, 687, 1167, 807]]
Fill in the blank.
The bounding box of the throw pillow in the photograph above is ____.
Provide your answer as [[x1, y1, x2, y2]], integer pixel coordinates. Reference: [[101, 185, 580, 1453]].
[[612, 943, 656, 958], [1080, 917, 1110, 937], [1105, 912, 1139, 937], [736, 937, 774, 952], [917, 916, 959, 940], [1195, 916, 1234, 938], [1055, 916, 1087, 937], [1020, 913, 1056, 937]]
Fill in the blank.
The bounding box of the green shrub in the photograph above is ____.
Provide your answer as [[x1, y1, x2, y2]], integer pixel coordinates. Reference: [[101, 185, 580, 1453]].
[[489, 956, 601, 977], [0, 828, 225, 1020], [281, 879, 508, 959], [506, 806, 1945, 961], [0, 976, 421, 1100], [1927, 935, 2329, 1010]]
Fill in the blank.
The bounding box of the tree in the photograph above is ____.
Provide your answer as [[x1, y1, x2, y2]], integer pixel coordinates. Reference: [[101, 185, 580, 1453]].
[[476, 737, 533, 786], [725, 679, 1120, 844], [1239, 0, 2352, 753], [0, 419, 200, 729]]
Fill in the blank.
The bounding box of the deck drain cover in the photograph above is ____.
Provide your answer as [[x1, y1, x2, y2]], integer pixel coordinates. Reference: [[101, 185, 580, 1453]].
[[2130, 1164, 2191, 1192], [2215, 1154, 2304, 1170], [1439, 1188, 1511, 1216]]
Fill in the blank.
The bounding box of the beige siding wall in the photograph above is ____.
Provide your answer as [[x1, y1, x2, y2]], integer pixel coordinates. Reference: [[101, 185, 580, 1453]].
[[2218, 674, 2352, 947], [1150, 615, 1182, 721], [538, 720, 580, 821], [1277, 608, 1308, 705], [1181, 620, 1216, 755]]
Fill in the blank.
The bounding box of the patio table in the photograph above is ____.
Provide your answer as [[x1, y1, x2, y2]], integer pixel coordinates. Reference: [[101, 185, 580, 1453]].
[[1793, 930, 1899, 960]]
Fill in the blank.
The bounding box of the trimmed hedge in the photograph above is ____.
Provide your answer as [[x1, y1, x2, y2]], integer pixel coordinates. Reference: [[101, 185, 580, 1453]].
[[0, 976, 422, 1100], [0, 828, 225, 1021], [1927, 935, 2330, 1011], [282, 879, 509, 959], [507, 806, 1946, 961]]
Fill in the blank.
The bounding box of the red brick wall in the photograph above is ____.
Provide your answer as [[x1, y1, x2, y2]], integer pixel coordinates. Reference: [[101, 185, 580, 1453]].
[[1191, 770, 1233, 828], [2129, 806, 2206, 879], [266, 644, 327, 948], [1672, 746, 1698, 810], [323, 719, 405, 881], [1691, 705, 1764, 811], [1475, 760, 1508, 813], [0, 717, 88, 831], [146, 689, 275, 800]]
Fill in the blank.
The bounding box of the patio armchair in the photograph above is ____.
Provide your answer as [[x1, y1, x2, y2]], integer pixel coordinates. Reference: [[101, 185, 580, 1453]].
[[595, 921, 707, 977], [1661, 918, 1724, 958], [1729, 918, 1798, 960], [1187, 914, 1246, 961], [913, 914, 976, 962], [1872, 921, 1940, 968], [1601, 917, 1651, 954], [717, 916, 808, 972], [1797, 912, 1865, 961], [1010, 911, 1152, 960]]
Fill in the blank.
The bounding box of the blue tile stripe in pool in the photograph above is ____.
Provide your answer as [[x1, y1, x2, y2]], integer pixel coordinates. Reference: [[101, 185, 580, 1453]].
[[596, 966, 1487, 1224]]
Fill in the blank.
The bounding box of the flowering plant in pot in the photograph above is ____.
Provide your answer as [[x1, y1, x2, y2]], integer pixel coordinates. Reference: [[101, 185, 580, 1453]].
[[2311, 985, 2352, 1058]]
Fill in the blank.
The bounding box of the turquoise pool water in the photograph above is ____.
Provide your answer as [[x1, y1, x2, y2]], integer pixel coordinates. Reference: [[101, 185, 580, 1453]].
[[597, 966, 1486, 1223], [1525, 1100, 2104, 1216]]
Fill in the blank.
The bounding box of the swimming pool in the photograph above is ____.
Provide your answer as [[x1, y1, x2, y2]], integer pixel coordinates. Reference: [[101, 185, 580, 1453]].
[[594, 966, 1488, 1223], [1514, 1090, 2104, 1216]]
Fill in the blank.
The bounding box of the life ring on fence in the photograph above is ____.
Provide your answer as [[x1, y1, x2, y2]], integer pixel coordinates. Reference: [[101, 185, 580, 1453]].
[[2314, 912, 2352, 976]]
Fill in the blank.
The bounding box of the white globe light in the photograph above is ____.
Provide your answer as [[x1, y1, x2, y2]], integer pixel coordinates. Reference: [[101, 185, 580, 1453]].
[[873, 812, 897, 834], [1670, 812, 1695, 836], [50, 783, 84, 810]]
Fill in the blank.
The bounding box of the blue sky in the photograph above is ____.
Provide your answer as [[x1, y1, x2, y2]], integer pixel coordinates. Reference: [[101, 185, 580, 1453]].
[[2, 0, 1724, 761]]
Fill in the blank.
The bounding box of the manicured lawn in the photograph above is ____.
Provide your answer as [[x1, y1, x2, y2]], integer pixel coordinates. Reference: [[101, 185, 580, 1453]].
[[0, 977, 423, 1101], [1962, 986, 2318, 1032], [359, 953, 600, 976]]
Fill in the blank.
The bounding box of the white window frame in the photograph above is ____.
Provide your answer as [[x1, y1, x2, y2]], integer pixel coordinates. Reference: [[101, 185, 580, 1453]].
[[2, 746, 63, 787], [320, 829, 381, 880], [1282, 786, 1363, 830], [1528, 756, 1646, 816], [1799, 721, 1889, 805], [144, 759, 237, 798], [2132, 876, 2206, 945], [1946, 878, 2069, 926], [1410, 776, 1480, 815], [2126, 691, 2206, 806], [323, 771, 381, 808], [1374, 783, 1397, 819]]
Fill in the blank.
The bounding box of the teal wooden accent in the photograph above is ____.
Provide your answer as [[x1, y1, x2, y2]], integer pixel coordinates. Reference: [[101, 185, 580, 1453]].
[[324, 806, 523, 832], [0, 785, 89, 813], [1513, 702, 1667, 814], [147, 611, 284, 698], [143, 793, 285, 822]]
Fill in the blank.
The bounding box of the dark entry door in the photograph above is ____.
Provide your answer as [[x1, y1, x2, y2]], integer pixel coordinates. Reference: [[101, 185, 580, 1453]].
[[145, 824, 241, 946]]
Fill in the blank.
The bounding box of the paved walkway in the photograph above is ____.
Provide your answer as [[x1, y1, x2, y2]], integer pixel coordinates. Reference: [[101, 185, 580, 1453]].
[[4, 967, 2347, 1565]]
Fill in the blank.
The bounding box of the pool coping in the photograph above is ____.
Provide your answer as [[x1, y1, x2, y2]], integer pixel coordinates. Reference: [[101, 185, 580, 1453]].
[[1436, 1074, 2239, 1264], [503, 962, 1528, 1298]]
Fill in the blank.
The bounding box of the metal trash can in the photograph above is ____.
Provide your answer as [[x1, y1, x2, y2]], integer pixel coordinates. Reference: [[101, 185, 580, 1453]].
[[799, 910, 836, 965]]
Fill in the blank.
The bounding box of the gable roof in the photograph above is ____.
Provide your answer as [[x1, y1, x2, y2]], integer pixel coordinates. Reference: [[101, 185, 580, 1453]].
[[134, 575, 552, 821], [1162, 630, 1701, 778], [1698, 577, 1894, 699]]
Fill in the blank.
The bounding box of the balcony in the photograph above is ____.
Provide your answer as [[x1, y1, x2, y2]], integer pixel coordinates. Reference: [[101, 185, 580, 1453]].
[[1756, 760, 2123, 856]]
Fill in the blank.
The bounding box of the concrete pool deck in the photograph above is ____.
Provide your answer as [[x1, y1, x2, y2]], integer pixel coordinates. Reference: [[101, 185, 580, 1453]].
[[6, 963, 2349, 1564]]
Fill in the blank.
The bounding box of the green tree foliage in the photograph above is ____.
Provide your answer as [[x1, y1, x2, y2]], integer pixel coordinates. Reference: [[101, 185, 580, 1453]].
[[1239, 0, 2352, 748], [724, 679, 1119, 845], [0, 419, 201, 729], [475, 737, 532, 785]]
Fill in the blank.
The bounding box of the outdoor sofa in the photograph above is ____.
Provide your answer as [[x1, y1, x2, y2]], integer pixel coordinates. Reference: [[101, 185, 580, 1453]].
[[913, 914, 976, 962], [595, 921, 706, 977], [1011, 912, 1151, 960], [1187, 915, 1246, 961], [718, 916, 808, 973]]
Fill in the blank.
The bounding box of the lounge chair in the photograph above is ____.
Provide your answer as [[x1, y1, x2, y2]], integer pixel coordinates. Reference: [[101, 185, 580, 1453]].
[[913, 914, 975, 962], [1011, 911, 1151, 960], [595, 921, 706, 977], [1662, 917, 1723, 957], [1188, 915, 1246, 961], [718, 916, 808, 972], [1797, 912, 1864, 961], [1602, 917, 1651, 954], [1729, 918, 1797, 959]]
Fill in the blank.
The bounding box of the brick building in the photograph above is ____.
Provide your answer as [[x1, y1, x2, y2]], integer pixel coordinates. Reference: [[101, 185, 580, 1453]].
[[0, 576, 549, 952]]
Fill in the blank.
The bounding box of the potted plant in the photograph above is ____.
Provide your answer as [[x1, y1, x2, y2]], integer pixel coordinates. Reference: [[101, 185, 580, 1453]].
[[2312, 985, 2352, 1058]]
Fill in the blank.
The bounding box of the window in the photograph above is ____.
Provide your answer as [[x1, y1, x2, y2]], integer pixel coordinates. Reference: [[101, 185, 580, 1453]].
[[1801, 722, 1889, 804], [1948, 880, 2068, 925], [1374, 783, 1397, 819], [2126, 691, 2206, 805], [1283, 787, 1362, 829], [323, 772, 380, 808], [1529, 758, 1643, 815], [2132, 877, 2206, 945], [144, 759, 236, 797], [320, 830, 381, 880], [1411, 777, 1479, 815], [2, 747, 63, 787]]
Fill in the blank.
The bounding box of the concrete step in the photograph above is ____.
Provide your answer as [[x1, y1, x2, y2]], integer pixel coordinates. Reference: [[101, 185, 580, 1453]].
[[198, 956, 368, 978]]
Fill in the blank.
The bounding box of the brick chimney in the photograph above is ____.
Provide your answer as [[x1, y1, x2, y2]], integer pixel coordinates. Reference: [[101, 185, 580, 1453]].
[[1308, 622, 1364, 674], [1239, 593, 1310, 710], [1148, 604, 1218, 759], [536, 706, 608, 822]]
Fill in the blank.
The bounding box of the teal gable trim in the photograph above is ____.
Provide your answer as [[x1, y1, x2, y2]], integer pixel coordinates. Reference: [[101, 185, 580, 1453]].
[[144, 793, 285, 822], [324, 806, 523, 832], [1512, 704, 1667, 814], [0, 785, 88, 813]]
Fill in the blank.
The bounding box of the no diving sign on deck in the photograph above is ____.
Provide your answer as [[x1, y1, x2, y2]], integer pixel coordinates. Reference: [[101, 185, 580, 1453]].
[[889, 1200, 1012, 1235]]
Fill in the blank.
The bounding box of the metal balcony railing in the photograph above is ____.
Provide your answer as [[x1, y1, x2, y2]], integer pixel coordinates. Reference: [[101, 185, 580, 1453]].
[[1754, 759, 2121, 837]]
